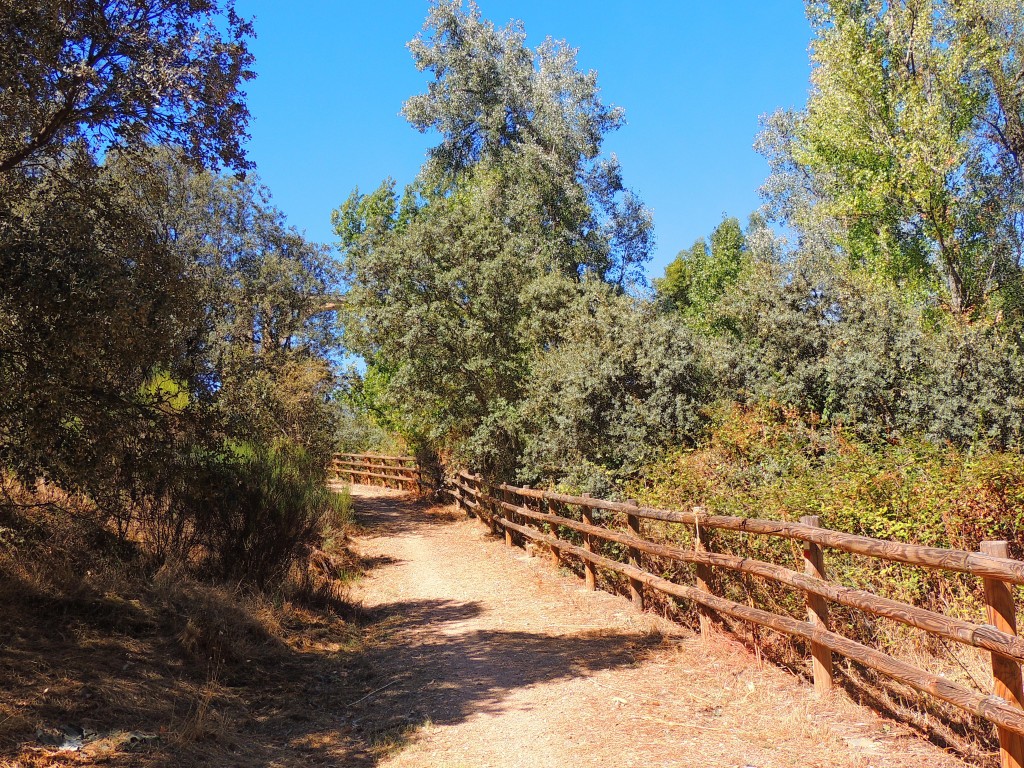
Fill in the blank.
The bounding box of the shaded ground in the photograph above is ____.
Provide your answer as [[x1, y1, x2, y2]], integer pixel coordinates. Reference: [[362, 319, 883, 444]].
[[344, 486, 974, 768], [0, 486, 985, 767]]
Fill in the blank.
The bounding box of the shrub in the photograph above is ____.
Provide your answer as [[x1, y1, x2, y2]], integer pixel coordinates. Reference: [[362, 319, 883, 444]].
[[628, 404, 1024, 656], [713, 252, 1024, 448], [197, 441, 335, 587], [133, 440, 337, 588], [519, 289, 713, 493]]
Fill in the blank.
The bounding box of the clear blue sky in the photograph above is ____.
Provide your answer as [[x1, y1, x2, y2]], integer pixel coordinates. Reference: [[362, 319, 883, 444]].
[[237, 1, 812, 280]]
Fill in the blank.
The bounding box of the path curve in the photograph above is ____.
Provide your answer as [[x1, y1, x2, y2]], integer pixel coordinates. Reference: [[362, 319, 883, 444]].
[[343, 485, 967, 768]]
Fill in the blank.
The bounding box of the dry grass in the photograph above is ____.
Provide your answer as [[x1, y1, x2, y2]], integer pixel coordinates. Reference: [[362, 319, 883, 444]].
[[0, 479, 389, 767]]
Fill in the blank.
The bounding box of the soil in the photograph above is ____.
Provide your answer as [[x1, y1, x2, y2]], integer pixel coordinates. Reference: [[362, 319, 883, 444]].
[[344, 485, 974, 768], [0, 484, 984, 767]]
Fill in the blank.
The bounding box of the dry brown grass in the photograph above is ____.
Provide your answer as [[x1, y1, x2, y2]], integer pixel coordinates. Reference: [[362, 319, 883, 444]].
[[0, 479, 390, 767]]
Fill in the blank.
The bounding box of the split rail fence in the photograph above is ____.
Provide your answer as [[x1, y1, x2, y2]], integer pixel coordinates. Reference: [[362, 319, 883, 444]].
[[333, 453, 1024, 768], [330, 453, 427, 493], [450, 471, 1024, 768]]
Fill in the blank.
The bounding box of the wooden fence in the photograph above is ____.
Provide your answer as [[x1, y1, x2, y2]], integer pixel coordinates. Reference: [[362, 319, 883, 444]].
[[329, 452, 427, 493], [446, 470, 1024, 768]]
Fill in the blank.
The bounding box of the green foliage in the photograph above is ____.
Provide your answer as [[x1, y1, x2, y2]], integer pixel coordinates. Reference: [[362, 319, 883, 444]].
[[0, 150, 210, 499], [179, 441, 335, 587], [759, 0, 1024, 315], [0, 0, 254, 174], [712, 250, 1024, 447], [1, 0, 340, 589], [656, 215, 749, 325], [520, 286, 713, 494], [110, 147, 344, 463], [337, 1, 652, 478]]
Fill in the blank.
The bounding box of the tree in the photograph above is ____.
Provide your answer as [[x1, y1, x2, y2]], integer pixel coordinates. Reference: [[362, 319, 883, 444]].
[[401, 0, 652, 287], [336, 1, 652, 476], [656, 215, 748, 324], [759, 0, 1024, 315], [109, 148, 343, 460], [0, 0, 254, 175], [0, 148, 209, 499], [1, 0, 257, 499]]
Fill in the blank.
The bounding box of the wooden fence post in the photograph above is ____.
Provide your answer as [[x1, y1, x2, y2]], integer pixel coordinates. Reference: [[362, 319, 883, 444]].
[[452, 478, 465, 515], [982, 540, 1024, 768], [581, 494, 597, 591], [626, 499, 644, 611], [801, 515, 834, 696], [548, 497, 562, 570], [483, 479, 498, 535], [503, 488, 514, 548], [477, 478, 490, 530], [693, 508, 714, 639]]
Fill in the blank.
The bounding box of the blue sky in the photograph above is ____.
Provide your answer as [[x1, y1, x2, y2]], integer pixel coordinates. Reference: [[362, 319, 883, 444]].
[[238, 1, 812, 280]]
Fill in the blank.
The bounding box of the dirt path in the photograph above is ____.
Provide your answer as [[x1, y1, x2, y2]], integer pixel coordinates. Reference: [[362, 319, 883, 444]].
[[343, 485, 970, 768]]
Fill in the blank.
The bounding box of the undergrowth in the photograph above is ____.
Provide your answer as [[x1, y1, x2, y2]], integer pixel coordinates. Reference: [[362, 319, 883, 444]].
[[0, 466, 366, 765], [600, 403, 1024, 760]]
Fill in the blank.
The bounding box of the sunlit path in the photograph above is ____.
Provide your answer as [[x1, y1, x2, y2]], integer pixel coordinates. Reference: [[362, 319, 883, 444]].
[[342, 485, 965, 768]]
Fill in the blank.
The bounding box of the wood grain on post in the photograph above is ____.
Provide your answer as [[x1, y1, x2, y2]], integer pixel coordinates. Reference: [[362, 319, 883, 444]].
[[693, 509, 714, 639], [486, 482, 499, 536], [801, 515, 833, 695], [581, 494, 597, 590], [626, 499, 644, 610], [548, 498, 562, 569], [982, 540, 1024, 768]]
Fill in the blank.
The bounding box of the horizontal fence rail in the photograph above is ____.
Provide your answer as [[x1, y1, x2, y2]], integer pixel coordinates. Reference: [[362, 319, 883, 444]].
[[447, 471, 1024, 765], [329, 452, 428, 492]]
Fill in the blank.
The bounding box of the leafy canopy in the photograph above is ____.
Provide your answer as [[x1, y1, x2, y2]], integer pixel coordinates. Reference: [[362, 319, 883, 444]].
[[336, 1, 653, 476], [759, 0, 1024, 315]]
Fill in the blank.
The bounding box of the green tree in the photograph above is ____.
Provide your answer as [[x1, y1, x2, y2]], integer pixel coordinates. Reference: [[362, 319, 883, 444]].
[[759, 0, 1024, 315], [0, 149, 210, 501], [110, 148, 343, 462], [656, 215, 748, 324], [336, 1, 652, 476], [1, 0, 256, 504], [520, 285, 712, 494]]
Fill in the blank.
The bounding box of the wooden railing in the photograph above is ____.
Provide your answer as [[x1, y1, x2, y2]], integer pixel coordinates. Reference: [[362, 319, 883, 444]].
[[329, 452, 427, 492], [448, 470, 1024, 767]]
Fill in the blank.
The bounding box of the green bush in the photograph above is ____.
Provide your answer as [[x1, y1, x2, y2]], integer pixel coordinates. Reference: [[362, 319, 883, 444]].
[[139, 440, 337, 588], [204, 441, 336, 587], [713, 253, 1024, 448], [628, 404, 1024, 654], [519, 288, 713, 493]]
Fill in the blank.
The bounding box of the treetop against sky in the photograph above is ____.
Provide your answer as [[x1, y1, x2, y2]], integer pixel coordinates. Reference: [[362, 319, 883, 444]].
[[239, 0, 811, 278]]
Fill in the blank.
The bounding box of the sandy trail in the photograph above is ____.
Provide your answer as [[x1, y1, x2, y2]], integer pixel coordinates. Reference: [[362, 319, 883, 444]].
[[343, 485, 968, 768]]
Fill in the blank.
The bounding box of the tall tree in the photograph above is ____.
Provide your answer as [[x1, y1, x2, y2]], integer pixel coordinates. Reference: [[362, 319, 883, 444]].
[[1, 0, 256, 501], [336, 1, 652, 475], [759, 0, 1024, 315], [109, 148, 342, 459]]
